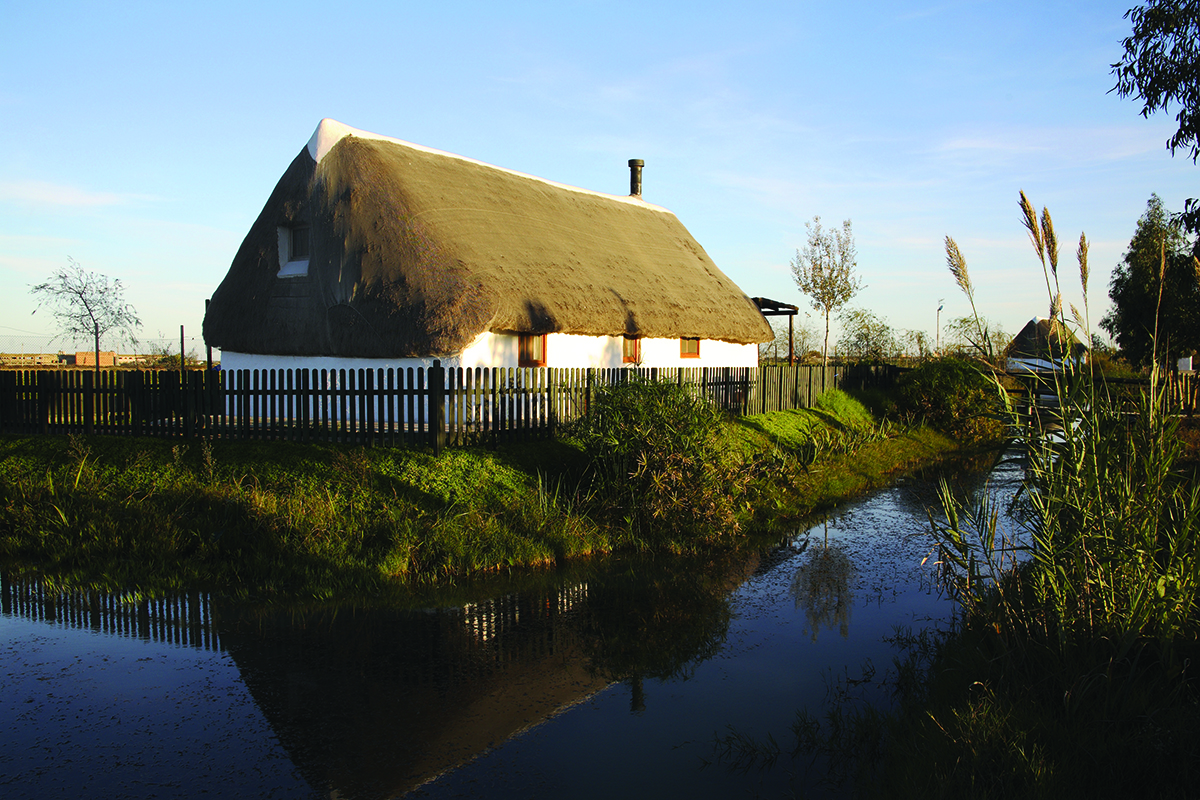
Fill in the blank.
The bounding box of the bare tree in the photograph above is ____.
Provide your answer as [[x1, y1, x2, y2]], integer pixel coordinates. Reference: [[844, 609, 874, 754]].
[[31, 258, 141, 373], [791, 217, 863, 366]]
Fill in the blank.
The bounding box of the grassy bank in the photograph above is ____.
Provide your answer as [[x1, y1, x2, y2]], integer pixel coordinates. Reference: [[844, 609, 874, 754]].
[[0, 390, 963, 600]]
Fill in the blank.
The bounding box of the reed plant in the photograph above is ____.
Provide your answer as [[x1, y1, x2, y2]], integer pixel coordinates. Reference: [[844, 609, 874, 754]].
[[895, 192, 1200, 795]]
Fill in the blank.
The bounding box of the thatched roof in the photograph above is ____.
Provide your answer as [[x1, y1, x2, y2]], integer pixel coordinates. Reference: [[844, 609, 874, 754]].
[[1005, 317, 1087, 361], [204, 119, 772, 358]]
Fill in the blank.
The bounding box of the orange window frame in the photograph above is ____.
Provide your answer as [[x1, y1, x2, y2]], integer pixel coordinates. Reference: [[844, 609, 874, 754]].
[[622, 336, 641, 364], [518, 334, 547, 367], [680, 337, 700, 358]]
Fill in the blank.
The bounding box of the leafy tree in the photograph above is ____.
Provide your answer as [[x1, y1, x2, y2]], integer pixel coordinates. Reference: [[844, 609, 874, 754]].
[[790, 217, 863, 366], [900, 329, 931, 359], [897, 357, 1004, 444], [1100, 194, 1199, 367], [758, 316, 818, 362], [567, 378, 752, 543], [943, 315, 1008, 363], [141, 340, 202, 370], [31, 258, 141, 373], [836, 307, 896, 360], [1112, 0, 1200, 231]]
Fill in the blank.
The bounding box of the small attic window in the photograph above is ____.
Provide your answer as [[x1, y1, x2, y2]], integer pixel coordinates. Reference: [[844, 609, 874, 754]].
[[277, 225, 310, 278], [290, 226, 310, 260], [680, 337, 700, 359]]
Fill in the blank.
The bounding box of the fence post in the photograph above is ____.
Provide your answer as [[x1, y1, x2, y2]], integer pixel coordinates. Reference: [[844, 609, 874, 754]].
[[183, 371, 195, 439], [82, 370, 95, 436], [35, 371, 51, 435], [129, 370, 144, 437], [0, 371, 10, 433], [429, 359, 446, 454], [585, 368, 593, 417], [366, 368, 376, 448]]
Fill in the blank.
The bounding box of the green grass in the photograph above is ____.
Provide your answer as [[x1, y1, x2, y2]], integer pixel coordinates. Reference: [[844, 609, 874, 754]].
[[0, 435, 603, 599], [0, 389, 969, 600]]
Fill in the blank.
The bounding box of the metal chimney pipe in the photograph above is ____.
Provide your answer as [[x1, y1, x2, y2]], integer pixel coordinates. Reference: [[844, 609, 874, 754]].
[[628, 159, 644, 197]]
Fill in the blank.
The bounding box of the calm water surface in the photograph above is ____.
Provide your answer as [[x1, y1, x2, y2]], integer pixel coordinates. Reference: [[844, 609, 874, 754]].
[[0, 456, 1022, 799]]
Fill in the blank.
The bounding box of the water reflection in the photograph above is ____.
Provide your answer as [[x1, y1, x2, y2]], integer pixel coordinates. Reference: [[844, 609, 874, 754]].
[[0, 549, 752, 798], [205, 550, 746, 798], [0, 574, 222, 650], [791, 538, 856, 641], [1, 454, 1020, 800], [217, 587, 605, 797]]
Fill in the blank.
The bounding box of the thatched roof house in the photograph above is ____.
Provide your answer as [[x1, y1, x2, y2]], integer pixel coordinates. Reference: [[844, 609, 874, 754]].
[[1004, 317, 1087, 372], [204, 120, 771, 371]]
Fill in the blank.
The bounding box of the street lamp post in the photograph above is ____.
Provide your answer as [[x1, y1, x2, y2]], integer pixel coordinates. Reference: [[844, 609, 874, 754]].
[[936, 299, 944, 355]]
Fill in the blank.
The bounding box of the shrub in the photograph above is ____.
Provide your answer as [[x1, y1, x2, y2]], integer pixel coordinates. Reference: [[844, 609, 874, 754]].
[[566, 377, 750, 546], [896, 357, 1004, 444]]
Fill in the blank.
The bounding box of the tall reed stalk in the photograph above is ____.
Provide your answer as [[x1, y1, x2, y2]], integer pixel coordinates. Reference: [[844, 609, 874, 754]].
[[937, 191, 1200, 677]]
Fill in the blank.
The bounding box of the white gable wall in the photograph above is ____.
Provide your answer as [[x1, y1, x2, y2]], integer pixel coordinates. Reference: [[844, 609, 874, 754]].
[[219, 332, 758, 374]]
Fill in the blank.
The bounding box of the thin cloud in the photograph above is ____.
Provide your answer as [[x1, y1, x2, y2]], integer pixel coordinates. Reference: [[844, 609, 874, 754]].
[[0, 180, 156, 208]]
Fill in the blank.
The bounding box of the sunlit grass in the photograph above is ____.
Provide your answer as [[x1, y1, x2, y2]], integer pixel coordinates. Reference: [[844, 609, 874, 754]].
[[0, 385, 966, 600]]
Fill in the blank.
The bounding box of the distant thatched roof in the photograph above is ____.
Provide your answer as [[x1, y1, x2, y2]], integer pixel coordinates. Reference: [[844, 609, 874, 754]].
[[1005, 317, 1087, 361], [204, 120, 772, 358]]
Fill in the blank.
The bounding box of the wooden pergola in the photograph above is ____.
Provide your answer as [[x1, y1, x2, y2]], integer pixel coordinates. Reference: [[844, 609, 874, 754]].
[[751, 297, 800, 363]]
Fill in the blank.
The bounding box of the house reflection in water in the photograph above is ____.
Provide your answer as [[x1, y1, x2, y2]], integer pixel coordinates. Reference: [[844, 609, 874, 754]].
[[2, 547, 744, 800], [223, 549, 740, 799], [217, 583, 608, 798]]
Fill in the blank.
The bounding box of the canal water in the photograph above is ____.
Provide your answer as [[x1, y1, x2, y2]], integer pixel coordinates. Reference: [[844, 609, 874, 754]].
[[0, 455, 1022, 799]]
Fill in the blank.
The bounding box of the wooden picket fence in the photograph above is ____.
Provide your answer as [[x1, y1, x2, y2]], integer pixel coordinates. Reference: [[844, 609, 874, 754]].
[[1007, 371, 1200, 417], [0, 574, 221, 651], [0, 362, 848, 451]]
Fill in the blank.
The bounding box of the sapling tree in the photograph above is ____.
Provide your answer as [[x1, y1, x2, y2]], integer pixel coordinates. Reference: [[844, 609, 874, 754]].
[[791, 217, 863, 367], [31, 258, 142, 373]]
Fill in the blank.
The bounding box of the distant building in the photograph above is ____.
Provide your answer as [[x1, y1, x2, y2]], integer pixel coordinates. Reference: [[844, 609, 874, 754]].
[[1004, 318, 1087, 373], [74, 350, 118, 368], [0, 351, 162, 368], [0, 352, 70, 367]]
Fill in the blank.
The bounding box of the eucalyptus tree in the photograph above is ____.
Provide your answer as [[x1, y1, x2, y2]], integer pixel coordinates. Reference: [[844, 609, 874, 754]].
[[1112, 0, 1200, 232]]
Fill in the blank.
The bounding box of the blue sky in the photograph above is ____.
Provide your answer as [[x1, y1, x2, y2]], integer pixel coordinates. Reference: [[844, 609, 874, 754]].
[[0, 0, 1194, 355]]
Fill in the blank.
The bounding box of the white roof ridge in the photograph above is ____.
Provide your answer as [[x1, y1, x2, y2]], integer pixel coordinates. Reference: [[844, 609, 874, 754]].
[[306, 118, 669, 212]]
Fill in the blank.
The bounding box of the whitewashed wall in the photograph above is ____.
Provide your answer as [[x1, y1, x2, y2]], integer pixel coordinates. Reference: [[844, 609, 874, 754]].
[[219, 332, 760, 373]]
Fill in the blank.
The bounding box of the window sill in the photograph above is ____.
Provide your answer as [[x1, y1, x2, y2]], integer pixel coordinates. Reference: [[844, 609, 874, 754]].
[[277, 259, 310, 278]]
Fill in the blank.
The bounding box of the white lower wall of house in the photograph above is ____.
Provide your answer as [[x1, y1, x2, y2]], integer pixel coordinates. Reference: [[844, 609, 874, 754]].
[[219, 351, 447, 375], [635, 336, 759, 368], [219, 333, 760, 374]]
